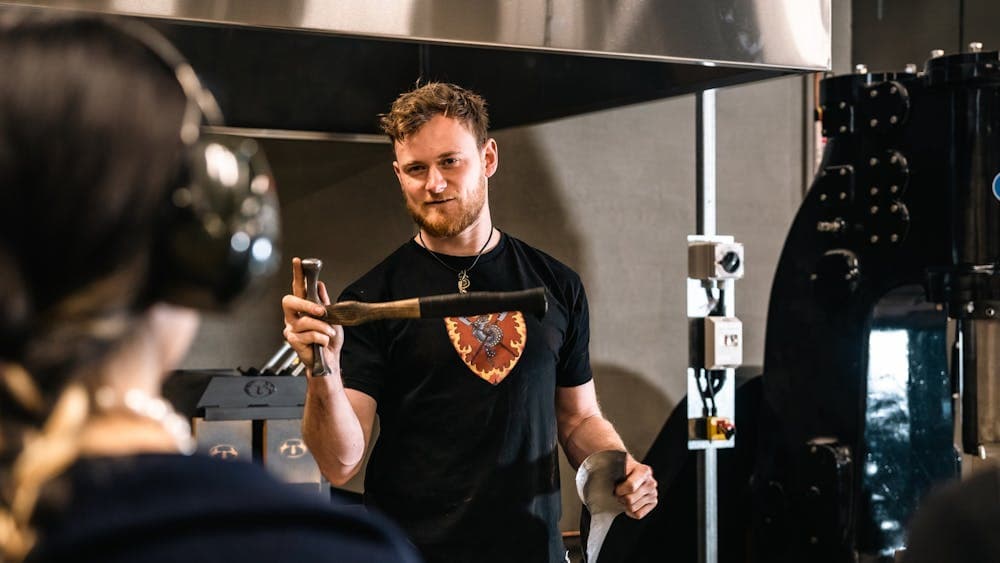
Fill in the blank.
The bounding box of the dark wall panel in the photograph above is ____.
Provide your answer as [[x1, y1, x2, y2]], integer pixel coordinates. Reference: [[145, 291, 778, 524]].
[[964, 0, 1000, 54], [852, 0, 960, 72]]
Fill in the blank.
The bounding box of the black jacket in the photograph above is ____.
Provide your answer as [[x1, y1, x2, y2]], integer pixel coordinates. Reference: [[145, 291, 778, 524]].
[[27, 453, 420, 563]]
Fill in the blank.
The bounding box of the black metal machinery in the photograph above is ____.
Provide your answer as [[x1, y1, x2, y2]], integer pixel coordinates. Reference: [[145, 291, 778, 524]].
[[599, 45, 1000, 562]]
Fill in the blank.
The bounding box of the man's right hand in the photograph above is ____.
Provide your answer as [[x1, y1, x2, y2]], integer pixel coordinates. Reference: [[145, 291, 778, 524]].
[[282, 257, 344, 375]]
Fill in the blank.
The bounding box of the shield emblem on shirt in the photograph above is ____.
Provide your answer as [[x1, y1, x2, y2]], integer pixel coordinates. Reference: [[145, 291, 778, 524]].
[[445, 311, 526, 385]]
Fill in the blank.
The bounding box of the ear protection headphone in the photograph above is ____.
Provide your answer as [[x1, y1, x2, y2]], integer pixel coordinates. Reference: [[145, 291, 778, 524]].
[[114, 18, 281, 310]]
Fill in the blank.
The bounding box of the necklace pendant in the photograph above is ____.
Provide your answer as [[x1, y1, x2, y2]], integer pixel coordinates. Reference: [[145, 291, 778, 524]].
[[457, 270, 471, 293]]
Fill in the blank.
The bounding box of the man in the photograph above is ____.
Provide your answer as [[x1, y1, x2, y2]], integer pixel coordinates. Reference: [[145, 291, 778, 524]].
[[282, 82, 657, 563]]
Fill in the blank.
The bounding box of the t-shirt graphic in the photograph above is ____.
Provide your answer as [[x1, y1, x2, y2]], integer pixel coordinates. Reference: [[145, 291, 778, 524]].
[[444, 311, 526, 384]]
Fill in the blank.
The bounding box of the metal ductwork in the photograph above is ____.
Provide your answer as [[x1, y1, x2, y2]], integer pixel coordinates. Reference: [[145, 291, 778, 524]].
[[1, 0, 831, 140]]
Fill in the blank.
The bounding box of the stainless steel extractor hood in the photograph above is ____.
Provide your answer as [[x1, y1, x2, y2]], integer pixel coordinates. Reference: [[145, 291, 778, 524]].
[[0, 1, 831, 138]]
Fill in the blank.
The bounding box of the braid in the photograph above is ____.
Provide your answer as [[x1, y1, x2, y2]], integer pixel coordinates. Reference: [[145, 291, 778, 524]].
[[0, 270, 140, 561], [0, 364, 43, 417], [1, 378, 89, 562]]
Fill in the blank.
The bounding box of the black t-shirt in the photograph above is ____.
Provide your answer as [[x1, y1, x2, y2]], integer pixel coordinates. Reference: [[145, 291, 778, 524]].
[[340, 232, 593, 563], [26, 453, 420, 563]]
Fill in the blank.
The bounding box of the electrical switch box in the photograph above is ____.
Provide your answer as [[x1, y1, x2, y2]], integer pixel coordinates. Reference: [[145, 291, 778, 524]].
[[688, 416, 737, 442], [689, 241, 745, 280], [704, 317, 743, 369]]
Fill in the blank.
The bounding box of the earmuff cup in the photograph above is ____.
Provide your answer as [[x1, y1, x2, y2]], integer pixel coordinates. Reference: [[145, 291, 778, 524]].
[[158, 136, 280, 310], [109, 18, 281, 310]]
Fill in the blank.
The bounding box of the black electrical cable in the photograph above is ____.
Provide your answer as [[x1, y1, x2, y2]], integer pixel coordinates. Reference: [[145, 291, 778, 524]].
[[696, 368, 717, 417]]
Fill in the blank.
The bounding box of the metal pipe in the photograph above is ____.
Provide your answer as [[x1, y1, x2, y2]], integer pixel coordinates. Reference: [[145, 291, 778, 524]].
[[696, 89, 717, 237], [277, 351, 299, 373], [262, 342, 293, 371], [695, 88, 719, 563], [697, 448, 719, 563]]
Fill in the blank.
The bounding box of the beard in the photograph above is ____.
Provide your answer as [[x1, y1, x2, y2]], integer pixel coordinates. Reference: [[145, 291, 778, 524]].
[[406, 176, 488, 238]]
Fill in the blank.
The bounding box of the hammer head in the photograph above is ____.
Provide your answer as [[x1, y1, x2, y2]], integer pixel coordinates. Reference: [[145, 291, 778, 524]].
[[300, 258, 324, 303], [300, 257, 323, 275]]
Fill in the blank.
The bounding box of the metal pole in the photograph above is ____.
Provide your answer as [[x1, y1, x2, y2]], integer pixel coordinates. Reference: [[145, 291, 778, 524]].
[[695, 88, 719, 563], [697, 448, 719, 563], [696, 89, 717, 237], [262, 342, 293, 371]]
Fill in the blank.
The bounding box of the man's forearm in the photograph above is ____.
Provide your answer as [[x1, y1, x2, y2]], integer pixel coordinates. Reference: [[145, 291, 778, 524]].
[[558, 401, 659, 519], [559, 413, 629, 469], [301, 367, 366, 485]]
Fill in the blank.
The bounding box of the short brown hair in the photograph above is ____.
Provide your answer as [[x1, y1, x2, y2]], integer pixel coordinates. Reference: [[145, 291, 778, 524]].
[[379, 82, 489, 147]]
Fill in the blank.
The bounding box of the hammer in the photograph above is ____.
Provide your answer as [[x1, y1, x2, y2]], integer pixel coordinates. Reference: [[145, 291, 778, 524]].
[[318, 287, 548, 326], [298, 257, 549, 377], [300, 258, 331, 376]]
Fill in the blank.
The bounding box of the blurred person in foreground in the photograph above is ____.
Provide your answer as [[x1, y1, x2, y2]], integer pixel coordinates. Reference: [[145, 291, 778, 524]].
[[902, 466, 1000, 563], [0, 12, 417, 563]]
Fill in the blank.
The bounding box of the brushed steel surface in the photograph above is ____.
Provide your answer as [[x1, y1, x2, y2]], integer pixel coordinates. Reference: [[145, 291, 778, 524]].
[[205, 126, 388, 144], [1, 0, 830, 70]]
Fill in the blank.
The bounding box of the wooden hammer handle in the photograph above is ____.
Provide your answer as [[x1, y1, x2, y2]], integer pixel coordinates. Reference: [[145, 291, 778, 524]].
[[323, 287, 548, 326]]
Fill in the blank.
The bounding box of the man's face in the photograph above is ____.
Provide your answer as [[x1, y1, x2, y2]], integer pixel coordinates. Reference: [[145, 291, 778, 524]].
[[392, 115, 498, 238]]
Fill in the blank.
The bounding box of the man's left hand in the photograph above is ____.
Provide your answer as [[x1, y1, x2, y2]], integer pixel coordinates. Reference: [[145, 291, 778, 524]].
[[614, 455, 658, 519]]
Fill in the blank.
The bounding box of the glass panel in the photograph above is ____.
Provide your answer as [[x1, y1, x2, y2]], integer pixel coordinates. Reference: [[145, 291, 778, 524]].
[[860, 286, 956, 556]]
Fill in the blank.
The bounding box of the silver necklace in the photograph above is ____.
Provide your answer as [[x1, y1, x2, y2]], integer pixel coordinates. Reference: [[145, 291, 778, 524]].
[[418, 226, 493, 293], [94, 387, 196, 455]]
